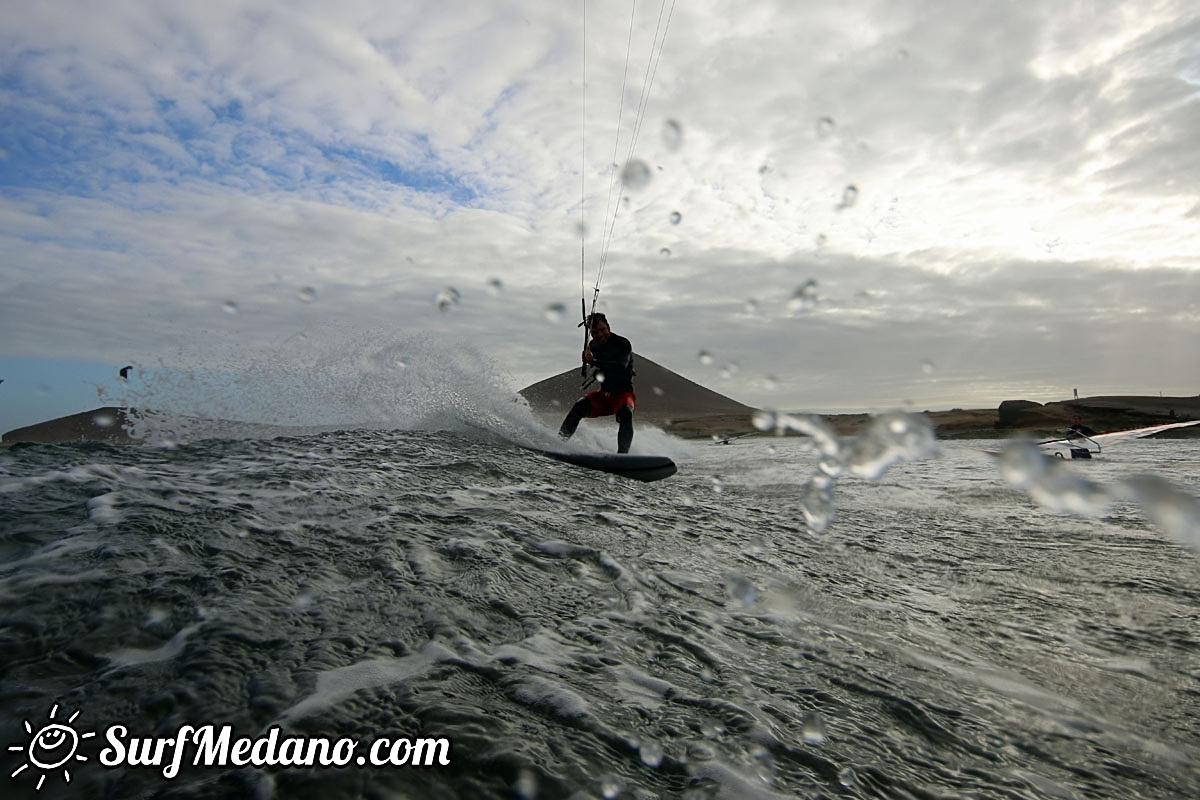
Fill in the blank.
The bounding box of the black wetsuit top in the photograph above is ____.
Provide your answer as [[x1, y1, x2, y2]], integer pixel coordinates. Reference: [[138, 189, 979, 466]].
[[589, 333, 635, 394]]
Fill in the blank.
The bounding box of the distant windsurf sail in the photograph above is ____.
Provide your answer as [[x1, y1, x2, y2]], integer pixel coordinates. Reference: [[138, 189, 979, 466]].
[[1039, 419, 1200, 459]]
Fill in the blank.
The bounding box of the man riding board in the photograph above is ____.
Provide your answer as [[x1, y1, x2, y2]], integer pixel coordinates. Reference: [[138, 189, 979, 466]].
[[558, 313, 636, 453]]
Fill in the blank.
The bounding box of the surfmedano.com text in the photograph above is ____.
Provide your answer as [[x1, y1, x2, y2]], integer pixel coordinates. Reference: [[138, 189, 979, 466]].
[[100, 724, 452, 779]]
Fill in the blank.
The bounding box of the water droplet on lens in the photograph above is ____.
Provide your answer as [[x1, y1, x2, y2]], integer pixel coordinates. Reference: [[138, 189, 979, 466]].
[[844, 412, 937, 480], [292, 588, 318, 610], [659, 247, 671, 257], [787, 279, 819, 314], [1122, 474, 1200, 551], [222, 300, 240, 315], [838, 184, 859, 210], [544, 302, 566, 322], [921, 359, 935, 375], [838, 767, 858, 787], [752, 410, 777, 432], [670, 211, 682, 225], [620, 159, 652, 190], [697, 350, 714, 366], [802, 712, 827, 744], [998, 443, 1047, 490], [720, 362, 739, 379], [639, 739, 664, 767], [488, 277, 504, 295], [726, 573, 758, 607], [743, 298, 759, 315], [751, 745, 778, 782], [435, 287, 461, 312], [817, 116, 836, 137], [515, 767, 538, 799], [599, 774, 622, 798], [662, 119, 683, 150], [297, 286, 316, 303], [762, 375, 780, 391]]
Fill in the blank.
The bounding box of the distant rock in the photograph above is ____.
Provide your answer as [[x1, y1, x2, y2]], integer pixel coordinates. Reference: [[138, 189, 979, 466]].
[[991, 395, 1199, 436], [2, 407, 140, 445], [1, 407, 344, 446], [1053, 394, 1200, 418], [996, 399, 1046, 428]]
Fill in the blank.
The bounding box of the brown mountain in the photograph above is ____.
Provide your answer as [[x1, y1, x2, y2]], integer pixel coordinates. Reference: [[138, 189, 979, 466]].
[[2, 407, 140, 445], [519, 353, 761, 438], [0, 407, 335, 446]]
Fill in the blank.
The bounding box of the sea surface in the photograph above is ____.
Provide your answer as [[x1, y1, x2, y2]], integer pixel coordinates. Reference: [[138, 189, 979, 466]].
[[1, 415, 1198, 799]]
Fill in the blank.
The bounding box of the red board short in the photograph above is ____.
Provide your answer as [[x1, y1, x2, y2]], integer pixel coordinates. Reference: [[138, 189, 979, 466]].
[[584, 390, 636, 418]]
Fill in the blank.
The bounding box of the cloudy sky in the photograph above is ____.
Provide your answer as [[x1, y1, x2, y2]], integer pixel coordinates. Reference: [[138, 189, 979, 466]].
[[2, 0, 1198, 432]]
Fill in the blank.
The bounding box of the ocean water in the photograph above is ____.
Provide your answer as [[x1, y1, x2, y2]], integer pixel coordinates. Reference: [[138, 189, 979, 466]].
[[1, 416, 1198, 799]]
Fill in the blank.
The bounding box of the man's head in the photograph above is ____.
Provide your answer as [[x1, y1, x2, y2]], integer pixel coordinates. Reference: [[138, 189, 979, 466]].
[[588, 313, 611, 343]]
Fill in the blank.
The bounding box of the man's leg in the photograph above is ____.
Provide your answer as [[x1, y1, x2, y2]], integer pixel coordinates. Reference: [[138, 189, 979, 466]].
[[559, 397, 591, 440], [616, 404, 634, 453]]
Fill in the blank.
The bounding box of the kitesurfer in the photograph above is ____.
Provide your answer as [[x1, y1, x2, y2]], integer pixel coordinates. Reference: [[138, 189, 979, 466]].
[[558, 313, 636, 453]]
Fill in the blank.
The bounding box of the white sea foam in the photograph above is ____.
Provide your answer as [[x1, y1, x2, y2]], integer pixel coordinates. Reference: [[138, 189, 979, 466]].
[[277, 643, 454, 723]]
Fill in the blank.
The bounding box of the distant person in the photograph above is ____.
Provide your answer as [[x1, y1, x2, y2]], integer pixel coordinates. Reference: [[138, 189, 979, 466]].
[[1067, 415, 1096, 436], [558, 313, 636, 453]]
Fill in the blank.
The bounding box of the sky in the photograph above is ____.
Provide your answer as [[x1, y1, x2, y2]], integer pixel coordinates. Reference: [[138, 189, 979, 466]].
[[2, 0, 1199, 432]]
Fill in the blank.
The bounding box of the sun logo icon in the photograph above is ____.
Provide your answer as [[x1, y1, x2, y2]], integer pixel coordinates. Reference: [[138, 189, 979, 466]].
[[8, 704, 96, 791]]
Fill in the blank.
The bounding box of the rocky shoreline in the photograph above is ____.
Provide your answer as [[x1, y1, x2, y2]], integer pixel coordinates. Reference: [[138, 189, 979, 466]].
[[5, 395, 1197, 446], [657, 395, 1200, 440]]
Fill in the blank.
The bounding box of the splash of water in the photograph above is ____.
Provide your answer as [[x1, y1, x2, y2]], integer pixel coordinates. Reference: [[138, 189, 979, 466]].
[[753, 410, 936, 532], [105, 332, 551, 448], [844, 412, 939, 480], [1001, 442, 1200, 550], [1121, 474, 1200, 552], [999, 442, 1114, 518]]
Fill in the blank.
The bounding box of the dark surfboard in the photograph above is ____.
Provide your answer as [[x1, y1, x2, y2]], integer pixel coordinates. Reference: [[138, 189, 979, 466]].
[[537, 449, 677, 482]]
